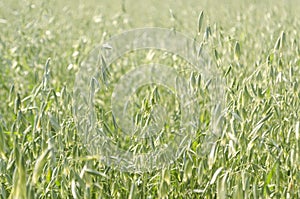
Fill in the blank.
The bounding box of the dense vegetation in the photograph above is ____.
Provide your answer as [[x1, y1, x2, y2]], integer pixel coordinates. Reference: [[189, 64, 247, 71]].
[[0, 0, 300, 198]]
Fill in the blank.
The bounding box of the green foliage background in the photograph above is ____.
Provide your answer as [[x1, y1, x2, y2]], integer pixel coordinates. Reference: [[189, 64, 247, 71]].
[[0, 0, 300, 198]]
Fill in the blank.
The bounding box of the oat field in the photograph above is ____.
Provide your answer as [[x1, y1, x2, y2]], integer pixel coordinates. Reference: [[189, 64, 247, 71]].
[[0, 0, 300, 198]]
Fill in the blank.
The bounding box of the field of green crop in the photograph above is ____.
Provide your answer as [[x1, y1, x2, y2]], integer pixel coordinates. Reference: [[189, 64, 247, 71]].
[[1, 0, 300, 198]]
